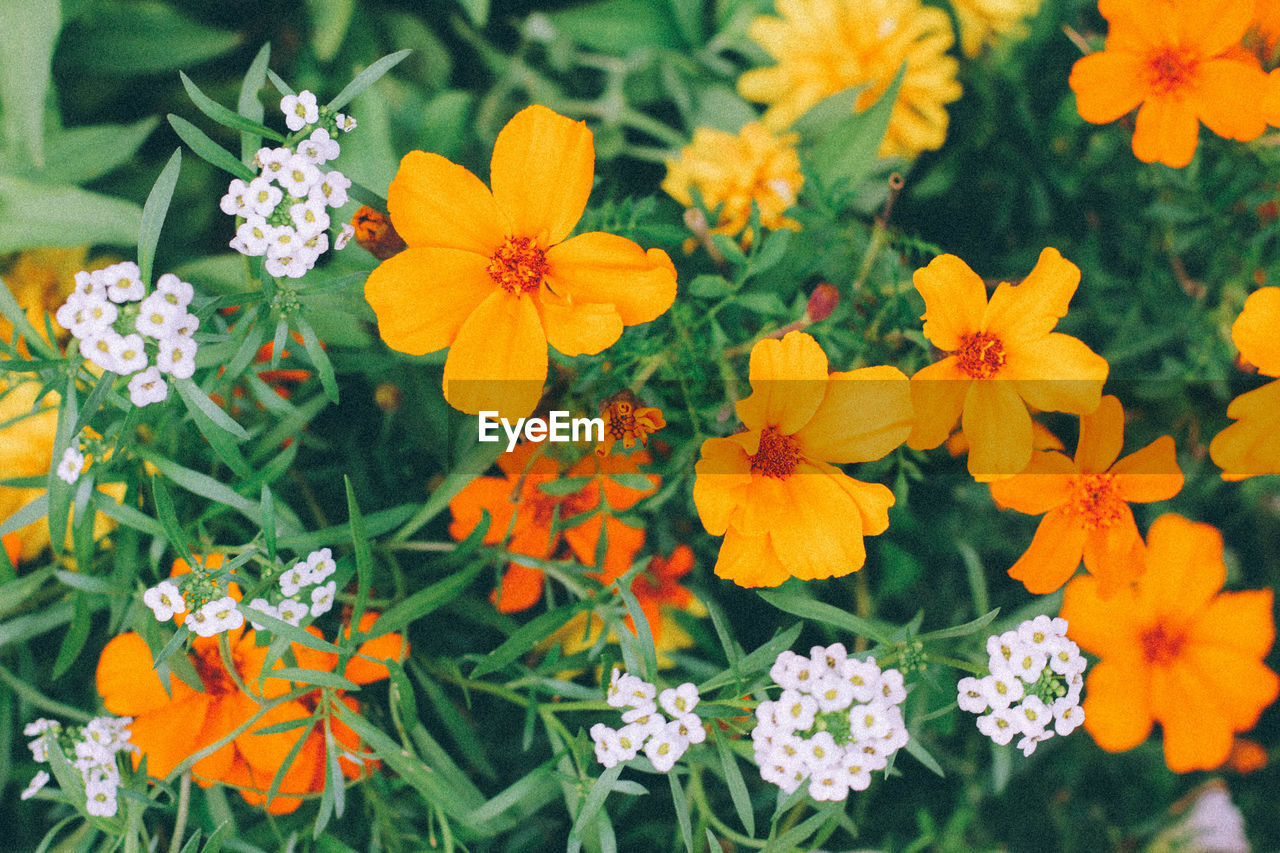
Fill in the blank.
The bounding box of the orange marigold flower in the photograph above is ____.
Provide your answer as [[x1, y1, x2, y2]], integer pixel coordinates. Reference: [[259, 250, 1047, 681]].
[[989, 395, 1184, 597], [737, 0, 963, 158], [448, 443, 657, 612], [1061, 514, 1279, 772], [96, 615, 407, 812], [1252, 0, 1280, 53], [906, 248, 1109, 481], [692, 331, 912, 587], [364, 105, 678, 419], [1068, 0, 1270, 168], [1211, 286, 1280, 478], [945, 415, 1064, 458], [595, 390, 665, 457], [662, 122, 803, 252]]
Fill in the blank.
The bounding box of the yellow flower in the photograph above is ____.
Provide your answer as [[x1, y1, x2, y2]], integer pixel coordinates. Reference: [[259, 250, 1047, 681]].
[[949, 0, 1043, 58], [662, 122, 803, 251], [1211, 286, 1280, 479], [737, 0, 963, 159], [0, 247, 99, 348]]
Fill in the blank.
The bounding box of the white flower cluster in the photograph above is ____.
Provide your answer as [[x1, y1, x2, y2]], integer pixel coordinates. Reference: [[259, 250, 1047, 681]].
[[956, 615, 1087, 757], [247, 547, 339, 630], [752, 644, 910, 802], [55, 263, 200, 407], [22, 716, 134, 817], [221, 91, 356, 279], [142, 580, 243, 638], [591, 670, 705, 773]]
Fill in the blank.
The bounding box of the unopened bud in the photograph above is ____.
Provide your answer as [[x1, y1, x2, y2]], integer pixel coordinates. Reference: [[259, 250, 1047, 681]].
[[805, 283, 840, 323], [374, 382, 402, 413]]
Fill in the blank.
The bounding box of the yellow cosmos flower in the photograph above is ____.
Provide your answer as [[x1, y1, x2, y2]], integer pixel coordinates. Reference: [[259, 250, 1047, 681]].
[[662, 122, 803, 251], [737, 0, 963, 159], [364, 105, 678, 419], [1211, 286, 1280, 479], [949, 0, 1043, 58], [692, 331, 913, 587]]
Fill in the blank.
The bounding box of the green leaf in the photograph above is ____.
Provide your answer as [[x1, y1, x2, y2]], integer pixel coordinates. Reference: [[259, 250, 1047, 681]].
[[713, 726, 755, 837], [344, 476, 372, 631], [325, 49, 412, 114], [697, 623, 802, 693], [238, 43, 272, 161], [392, 440, 505, 542], [139, 447, 261, 522], [365, 560, 486, 641], [173, 377, 249, 440], [668, 771, 695, 853], [41, 118, 158, 185], [688, 275, 732, 299], [547, 0, 682, 51], [0, 275, 58, 357], [305, 0, 354, 61], [917, 607, 1001, 643], [271, 667, 360, 691], [167, 114, 256, 181], [180, 72, 285, 143], [904, 736, 945, 777], [59, 2, 241, 75], [45, 375, 78, 556], [757, 590, 895, 646], [0, 0, 58, 167], [294, 314, 338, 402], [150, 475, 196, 568], [0, 493, 48, 537], [569, 763, 623, 841], [458, 0, 489, 26], [797, 66, 905, 195], [90, 491, 163, 538], [138, 149, 182, 287], [471, 600, 590, 679], [51, 593, 91, 679], [0, 175, 143, 252]]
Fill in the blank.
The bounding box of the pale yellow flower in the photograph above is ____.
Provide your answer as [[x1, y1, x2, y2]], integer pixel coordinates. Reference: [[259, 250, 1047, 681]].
[[662, 122, 803, 251], [0, 247, 92, 347], [737, 0, 963, 159], [950, 0, 1042, 58]]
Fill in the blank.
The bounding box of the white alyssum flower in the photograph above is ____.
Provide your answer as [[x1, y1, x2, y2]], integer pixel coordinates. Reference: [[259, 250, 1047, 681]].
[[281, 90, 319, 131], [189, 595, 244, 637], [24, 715, 134, 818], [128, 367, 169, 407], [298, 127, 341, 164], [20, 769, 50, 800], [101, 262, 145, 303], [307, 548, 337, 582], [154, 273, 194, 309], [109, 333, 148, 375], [279, 562, 312, 597], [134, 293, 183, 338], [85, 779, 118, 816], [57, 446, 85, 484], [277, 597, 308, 626], [142, 580, 186, 621], [313, 170, 351, 208], [246, 598, 278, 631], [335, 222, 356, 250], [658, 682, 699, 717], [155, 334, 197, 379], [290, 197, 331, 236], [593, 671, 703, 774], [220, 178, 252, 215], [310, 580, 337, 617], [335, 113, 357, 132], [279, 154, 321, 199]]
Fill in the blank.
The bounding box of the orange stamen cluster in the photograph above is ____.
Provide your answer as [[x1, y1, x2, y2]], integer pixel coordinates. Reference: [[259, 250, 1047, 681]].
[[488, 237, 549, 296], [1145, 47, 1199, 95], [1140, 623, 1186, 666], [1066, 473, 1124, 529], [750, 426, 801, 478], [956, 331, 1007, 379]]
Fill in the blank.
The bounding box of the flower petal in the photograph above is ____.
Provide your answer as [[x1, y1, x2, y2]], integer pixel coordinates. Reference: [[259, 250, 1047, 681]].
[[1081, 658, 1154, 753], [387, 150, 506, 253], [1210, 379, 1280, 479], [1111, 436, 1184, 502], [545, 233, 677, 326], [1074, 395, 1125, 473], [1152, 660, 1234, 772], [962, 379, 1033, 481], [490, 105, 594, 247], [1142, 514, 1225, 621], [443, 290, 547, 419], [693, 437, 754, 536], [540, 289, 623, 356], [1231, 286, 1280, 376], [1132, 95, 1200, 168], [913, 253, 988, 351], [449, 475, 518, 546], [194, 692, 256, 782], [1194, 58, 1269, 142], [1005, 334, 1109, 414], [713, 527, 791, 588], [794, 365, 912, 463], [766, 464, 870, 581], [1008, 508, 1088, 594], [1182, 644, 1279, 730], [981, 248, 1081, 346], [129, 694, 212, 778], [364, 248, 494, 356], [1069, 50, 1149, 124], [493, 562, 545, 613], [1061, 573, 1142, 656], [1174, 0, 1253, 57], [736, 331, 829, 434], [1081, 503, 1146, 596], [1188, 589, 1275, 658], [906, 357, 970, 450], [97, 633, 191, 716], [988, 451, 1076, 514]]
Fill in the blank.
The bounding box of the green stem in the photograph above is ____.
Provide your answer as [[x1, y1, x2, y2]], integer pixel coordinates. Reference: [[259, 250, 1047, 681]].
[[168, 772, 191, 853], [922, 652, 987, 677]]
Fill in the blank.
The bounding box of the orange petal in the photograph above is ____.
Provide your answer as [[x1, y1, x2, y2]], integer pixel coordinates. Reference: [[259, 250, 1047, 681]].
[[1081, 658, 1154, 753], [1151, 660, 1234, 772], [766, 464, 870, 581], [1074, 395, 1125, 473], [129, 695, 212, 778], [988, 451, 1076, 514], [825, 469, 896, 537], [1231, 287, 1280, 376], [565, 514, 646, 579], [1194, 58, 1269, 141], [912, 253, 988, 351], [1112, 436, 1184, 502], [97, 633, 188, 716], [1061, 574, 1142, 657], [1132, 96, 1200, 168], [1188, 589, 1275, 658], [237, 699, 315, 776], [193, 693, 256, 782], [794, 365, 912, 463], [736, 331, 829, 434], [1081, 504, 1146, 596], [443, 290, 547, 419], [980, 248, 1081, 346], [364, 248, 495, 356], [540, 291, 623, 356], [348, 631, 408, 685], [545, 234, 677, 327], [387, 150, 506, 253], [1183, 644, 1279, 730], [692, 437, 754, 536], [449, 476, 518, 545], [1210, 379, 1280, 478], [1069, 50, 1148, 124], [1174, 0, 1254, 57], [1005, 334, 1108, 414], [962, 380, 1033, 481], [713, 527, 791, 588], [493, 562, 545, 613], [1008, 508, 1087, 594], [490, 105, 594, 247], [906, 357, 970, 450], [1142, 514, 1225, 620]]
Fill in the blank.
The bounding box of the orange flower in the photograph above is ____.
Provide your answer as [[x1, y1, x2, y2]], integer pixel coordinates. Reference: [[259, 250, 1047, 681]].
[[989, 395, 1184, 596], [448, 443, 656, 612], [945, 415, 1064, 458], [628, 545, 700, 647], [96, 614, 407, 813], [692, 331, 912, 587], [1211, 286, 1280, 478], [595, 391, 665, 457], [1069, 0, 1270, 168], [906, 248, 1109, 481], [1061, 514, 1279, 772], [364, 105, 678, 419]]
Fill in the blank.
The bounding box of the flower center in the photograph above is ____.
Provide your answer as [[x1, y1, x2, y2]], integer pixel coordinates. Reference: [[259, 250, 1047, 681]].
[[750, 426, 801, 478], [1140, 623, 1185, 665], [1146, 47, 1199, 95], [956, 332, 1006, 379], [488, 237, 548, 296], [1066, 473, 1124, 529]]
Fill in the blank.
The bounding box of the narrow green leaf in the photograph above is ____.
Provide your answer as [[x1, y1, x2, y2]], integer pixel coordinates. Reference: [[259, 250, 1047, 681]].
[[261, 486, 276, 562], [180, 72, 285, 142], [242, 608, 341, 655], [917, 607, 1001, 643], [272, 667, 360, 691], [0, 0, 59, 167], [267, 69, 294, 97], [465, 763, 556, 828], [45, 375, 79, 556], [570, 763, 623, 841], [703, 598, 740, 666], [365, 561, 486, 640], [173, 378, 249, 440], [325, 50, 412, 113], [90, 491, 164, 538], [139, 447, 260, 521], [344, 476, 372, 632], [392, 441, 505, 542], [0, 276, 57, 358], [167, 114, 255, 181], [238, 43, 272, 161], [150, 476, 196, 568], [471, 600, 589, 679], [53, 570, 128, 596], [51, 593, 91, 679], [458, 0, 489, 25], [904, 736, 945, 777], [713, 726, 755, 837], [294, 314, 338, 402], [42, 118, 158, 185], [669, 772, 695, 853], [758, 590, 894, 646], [172, 380, 252, 478], [138, 149, 182, 286]]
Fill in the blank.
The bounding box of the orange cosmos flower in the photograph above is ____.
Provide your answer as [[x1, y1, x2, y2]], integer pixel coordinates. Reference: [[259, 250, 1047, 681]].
[[1069, 0, 1270, 168], [96, 615, 407, 812], [449, 443, 656, 612], [906, 248, 1109, 481], [989, 395, 1184, 597], [1211, 286, 1280, 478], [1061, 514, 1279, 772], [595, 391, 665, 457], [364, 105, 678, 419], [692, 331, 912, 587]]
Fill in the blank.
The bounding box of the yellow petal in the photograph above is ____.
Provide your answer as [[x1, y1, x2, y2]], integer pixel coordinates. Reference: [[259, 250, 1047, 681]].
[[1061, 574, 1142, 657], [1007, 508, 1088, 594], [364, 248, 494, 356], [713, 527, 791, 588], [736, 331, 829, 434], [387, 150, 506, 253], [490, 105, 594, 247], [1075, 395, 1125, 473], [1141, 514, 1225, 621], [1210, 379, 1280, 478], [795, 365, 912, 463], [1132, 95, 1201, 168], [913, 254, 988, 351], [767, 463, 869, 581], [692, 437, 753, 536], [1194, 58, 1269, 142], [1152, 660, 1234, 772], [981, 248, 1081, 346], [1081, 504, 1146, 596], [1231, 287, 1280, 376], [1188, 589, 1275, 659], [1182, 644, 1279, 730], [1174, 0, 1253, 57], [1005, 334, 1108, 414], [1111, 436, 1184, 502], [988, 451, 1076, 514], [545, 233, 677, 326], [443, 291, 547, 419], [906, 357, 970, 450], [540, 290, 623, 356], [962, 380, 1033, 481]]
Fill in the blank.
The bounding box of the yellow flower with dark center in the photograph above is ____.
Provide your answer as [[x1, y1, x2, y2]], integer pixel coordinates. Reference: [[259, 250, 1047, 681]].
[[662, 122, 803, 251], [949, 0, 1043, 58], [737, 0, 963, 159]]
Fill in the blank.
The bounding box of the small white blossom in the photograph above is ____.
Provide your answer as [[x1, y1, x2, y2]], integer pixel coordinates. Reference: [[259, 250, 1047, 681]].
[[980, 672, 1025, 711], [155, 334, 198, 379], [310, 580, 337, 617], [307, 548, 337, 582], [290, 197, 330, 237], [257, 146, 292, 179], [313, 170, 351, 208], [247, 598, 278, 631], [142, 580, 186, 621], [335, 113, 357, 132], [335, 222, 356, 250], [84, 778, 118, 817], [101, 262, 145, 303], [298, 128, 340, 164], [220, 178, 252, 215], [956, 676, 988, 714], [643, 725, 688, 772], [277, 597, 308, 626], [128, 366, 169, 407], [190, 595, 243, 637], [245, 176, 283, 217], [976, 708, 1019, 746], [135, 294, 183, 339], [57, 446, 85, 484], [279, 155, 321, 198], [1051, 698, 1085, 736], [234, 215, 276, 256], [669, 713, 705, 744], [20, 770, 50, 800], [658, 682, 699, 717], [281, 90, 319, 131], [279, 563, 312, 596], [154, 273, 194, 309], [108, 332, 148, 375]]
